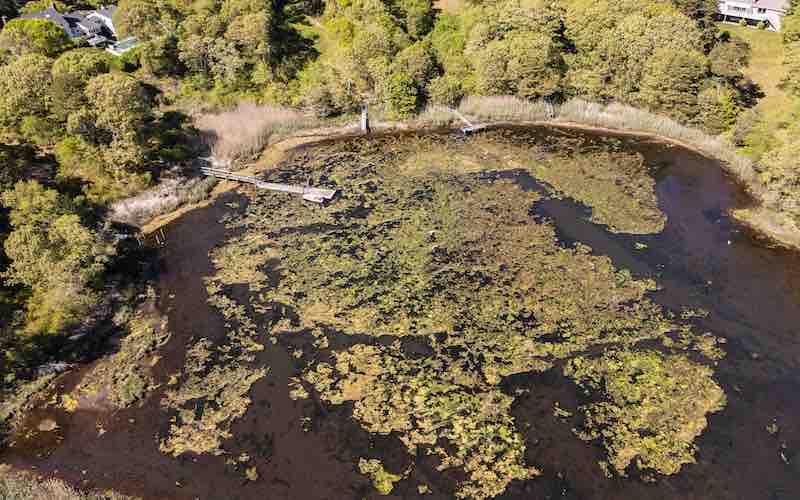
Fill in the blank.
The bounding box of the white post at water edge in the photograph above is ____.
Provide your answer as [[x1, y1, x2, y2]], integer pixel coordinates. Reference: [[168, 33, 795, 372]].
[[361, 104, 371, 134]]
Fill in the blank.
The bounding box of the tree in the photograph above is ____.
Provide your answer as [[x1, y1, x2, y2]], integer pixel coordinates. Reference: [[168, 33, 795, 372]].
[[113, 0, 181, 40], [697, 84, 741, 133], [709, 37, 751, 80], [386, 70, 418, 117], [50, 48, 111, 119], [500, 32, 562, 99], [83, 73, 151, 141], [393, 0, 435, 40], [55, 135, 150, 202], [1, 181, 112, 335], [0, 54, 52, 132], [0, 144, 34, 192], [669, 0, 719, 50], [0, 18, 71, 57], [19, 0, 68, 15], [638, 48, 708, 121]]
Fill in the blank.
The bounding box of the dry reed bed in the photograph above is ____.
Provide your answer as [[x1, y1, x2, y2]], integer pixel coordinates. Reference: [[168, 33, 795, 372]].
[[109, 176, 217, 227], [194, 102, 321, 162]]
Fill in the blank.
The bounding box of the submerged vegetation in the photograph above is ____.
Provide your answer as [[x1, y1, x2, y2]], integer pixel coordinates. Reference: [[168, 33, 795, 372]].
[[74, 298, 171, 409], [565, 350, 726, 476], [186, 129, 727, 498]]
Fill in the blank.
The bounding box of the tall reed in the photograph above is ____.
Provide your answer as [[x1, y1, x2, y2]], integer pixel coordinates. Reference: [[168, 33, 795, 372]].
[[195, 102, 320, 162]]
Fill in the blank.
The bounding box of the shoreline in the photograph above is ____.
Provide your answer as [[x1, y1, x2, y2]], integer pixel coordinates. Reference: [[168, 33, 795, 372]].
[[138, 119, 800, 252]]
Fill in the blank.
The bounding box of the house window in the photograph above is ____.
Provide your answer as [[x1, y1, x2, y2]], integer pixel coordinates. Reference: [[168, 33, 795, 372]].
[[758, 8, 767, 13], [731, 6, 746, 12]]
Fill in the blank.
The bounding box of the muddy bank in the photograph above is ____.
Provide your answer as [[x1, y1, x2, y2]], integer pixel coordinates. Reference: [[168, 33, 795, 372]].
[[2, 126, 800, 499], [140, 117, 799, 251]]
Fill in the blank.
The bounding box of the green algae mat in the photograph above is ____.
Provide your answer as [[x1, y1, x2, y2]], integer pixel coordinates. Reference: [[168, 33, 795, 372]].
[[163, 129, 726, 498]]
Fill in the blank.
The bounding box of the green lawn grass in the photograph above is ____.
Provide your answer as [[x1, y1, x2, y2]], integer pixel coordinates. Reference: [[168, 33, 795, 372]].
[[718, 23, 798, 157]]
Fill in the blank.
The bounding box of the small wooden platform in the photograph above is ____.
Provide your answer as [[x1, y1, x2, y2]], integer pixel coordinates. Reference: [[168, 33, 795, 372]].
[[452, 109, 487, 135], [200, 167, 337, 204]]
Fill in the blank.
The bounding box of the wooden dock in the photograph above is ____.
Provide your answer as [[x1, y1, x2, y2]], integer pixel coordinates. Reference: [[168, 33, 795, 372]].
[[452, 109, 487, 135], [200, 167, 337, 204]]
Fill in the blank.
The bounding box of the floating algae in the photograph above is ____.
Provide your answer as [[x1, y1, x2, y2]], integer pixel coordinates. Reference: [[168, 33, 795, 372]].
[[358, 458, 403, 495], [74, 295, 171, 409], [196, 130, 724, 497], [564, 350, 726, 476], [470, 129, 667, 234], [158, 234, 275, 457]]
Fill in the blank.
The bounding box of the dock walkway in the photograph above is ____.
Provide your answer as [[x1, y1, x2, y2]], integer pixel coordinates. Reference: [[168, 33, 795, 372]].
[[200, 167, 337, 204]]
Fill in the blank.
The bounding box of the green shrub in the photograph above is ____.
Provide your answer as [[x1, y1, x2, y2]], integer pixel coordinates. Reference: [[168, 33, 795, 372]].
[[386, 71, 419, 118], [428, 74, 463, 106]]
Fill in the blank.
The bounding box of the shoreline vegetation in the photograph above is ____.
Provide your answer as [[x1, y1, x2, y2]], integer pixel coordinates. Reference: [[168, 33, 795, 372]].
[[0, 465, 136, 499], [130, 96, 800, 250]]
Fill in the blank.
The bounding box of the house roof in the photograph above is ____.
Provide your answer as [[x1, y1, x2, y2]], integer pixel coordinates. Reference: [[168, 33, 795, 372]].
[[754, 0, 791, 11], [94, 5, 116, 19], [20, 6, 84, 29], [20, 6, 83, 36]]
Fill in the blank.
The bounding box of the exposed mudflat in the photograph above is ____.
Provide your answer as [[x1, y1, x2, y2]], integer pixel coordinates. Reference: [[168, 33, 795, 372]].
[[2, 126, 800, 500]]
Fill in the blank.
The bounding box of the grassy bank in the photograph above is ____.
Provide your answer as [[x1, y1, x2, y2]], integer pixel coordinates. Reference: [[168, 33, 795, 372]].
[[129, 96, 800, 250], [718, 24, 795, 159]]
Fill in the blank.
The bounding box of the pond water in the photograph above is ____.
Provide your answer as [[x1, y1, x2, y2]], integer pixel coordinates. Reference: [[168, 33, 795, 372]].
[[2, 126, 800, 500]]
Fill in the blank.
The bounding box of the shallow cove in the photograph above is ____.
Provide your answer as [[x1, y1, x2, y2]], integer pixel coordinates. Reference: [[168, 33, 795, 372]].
[[2, 125, 800, 499]]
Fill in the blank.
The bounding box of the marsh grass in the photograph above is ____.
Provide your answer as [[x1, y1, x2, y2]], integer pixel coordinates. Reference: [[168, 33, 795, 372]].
[[75, 297, 171, 409], [0, 466, 135, 500], [109, 176, 217, 227], [195, 103, 321, 162]]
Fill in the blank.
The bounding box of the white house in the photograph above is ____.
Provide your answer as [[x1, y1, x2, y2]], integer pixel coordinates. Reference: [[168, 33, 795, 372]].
[[19, 4, 117, 40], [718, 0, 791, 31], [86, 6, 117, 37]]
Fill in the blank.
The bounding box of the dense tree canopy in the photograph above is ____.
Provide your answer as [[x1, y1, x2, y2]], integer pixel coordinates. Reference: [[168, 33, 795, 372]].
[[0, 53, 53, 132], [1, 181, 112, 335], [0, 18, 72, 57]]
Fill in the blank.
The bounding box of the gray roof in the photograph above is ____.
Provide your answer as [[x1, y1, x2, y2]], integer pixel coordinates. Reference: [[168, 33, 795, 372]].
[[20, 6, 84, 35], [94, 5, 117, 19]]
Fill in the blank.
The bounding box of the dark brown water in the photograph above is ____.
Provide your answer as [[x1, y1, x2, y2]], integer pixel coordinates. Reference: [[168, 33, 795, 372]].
[[3, 126, 800, 500]]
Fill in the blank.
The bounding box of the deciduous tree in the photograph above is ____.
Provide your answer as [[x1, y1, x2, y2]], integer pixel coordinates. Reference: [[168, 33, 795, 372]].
[[0, 54, 52, 132], [0, 18, 71, 57], [1, 181, 112, 335]]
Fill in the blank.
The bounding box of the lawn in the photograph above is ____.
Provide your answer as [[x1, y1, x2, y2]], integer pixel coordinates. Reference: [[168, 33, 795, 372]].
[[718, 23, 797, 157]]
